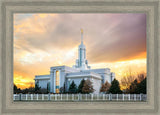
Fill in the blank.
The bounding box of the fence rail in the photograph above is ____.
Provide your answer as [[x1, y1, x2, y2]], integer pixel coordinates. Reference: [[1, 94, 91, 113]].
[[13, 94, 147, 101]]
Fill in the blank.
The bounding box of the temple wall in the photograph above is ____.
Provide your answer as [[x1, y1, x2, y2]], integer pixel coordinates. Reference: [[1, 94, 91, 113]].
[[68, 78, 83, 89], [59, 71, 66, 88], [38, 79, 49, 89], [92, 78, 101, 94], [35, 66, 115, 94]]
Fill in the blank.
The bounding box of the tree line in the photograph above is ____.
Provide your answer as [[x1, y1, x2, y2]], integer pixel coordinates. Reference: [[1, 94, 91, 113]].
[[60, 79, 94, 94], [14, 73, 146, 94], [14, 83, 50, 94], [120, 73, 146, 94], [100, 73, 146, 94], [14, 79, 95, 94]]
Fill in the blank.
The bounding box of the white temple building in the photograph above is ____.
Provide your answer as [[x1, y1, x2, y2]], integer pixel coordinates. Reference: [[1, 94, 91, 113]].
[[34, 29, 115, 94]]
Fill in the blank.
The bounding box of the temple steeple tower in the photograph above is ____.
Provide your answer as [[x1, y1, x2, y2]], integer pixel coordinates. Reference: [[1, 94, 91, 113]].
[[72, 29, 91, 70]]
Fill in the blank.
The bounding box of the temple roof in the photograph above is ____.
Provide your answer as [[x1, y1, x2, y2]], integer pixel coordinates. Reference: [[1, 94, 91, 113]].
[[66, 71, 101, 80]]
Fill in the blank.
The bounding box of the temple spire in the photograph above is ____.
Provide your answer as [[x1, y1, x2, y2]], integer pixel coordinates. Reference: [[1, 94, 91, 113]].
[[72, 28, 90, 70], [81, 29, 83, 44]]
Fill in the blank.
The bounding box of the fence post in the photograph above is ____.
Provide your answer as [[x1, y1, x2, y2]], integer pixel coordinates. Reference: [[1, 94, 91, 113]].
[[37, 94, 38, 100], [31, 94, 33, 100], [42, 94, 44, 100], [79, 94, 82, 100], [55, 94, 57, 101], [117, 94, 118, 101], [134, 94, 136, 101], [13, 94, 15, 100], [61, 94, 62, 100], [140, 93, 142, 101], [86, 94, 87, 101], [72, 94, 74, 100], [109, 93, 112, 101], [123, 94, 124, 101], [91, 94, 93, 101], [103, 94, 105, 100], [26, 94, 27, 100], [67, 94, 68, 100], [128, 94, 130, 101]]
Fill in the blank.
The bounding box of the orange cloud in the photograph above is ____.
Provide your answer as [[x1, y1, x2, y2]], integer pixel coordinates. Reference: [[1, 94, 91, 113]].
[[14, 13, 146, 89], [14, 72, 35, 89], [90, 58, 146, 81]]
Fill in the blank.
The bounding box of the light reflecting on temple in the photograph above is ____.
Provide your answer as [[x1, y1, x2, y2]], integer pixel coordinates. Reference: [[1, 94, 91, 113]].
[[56, 71, 59, 93]]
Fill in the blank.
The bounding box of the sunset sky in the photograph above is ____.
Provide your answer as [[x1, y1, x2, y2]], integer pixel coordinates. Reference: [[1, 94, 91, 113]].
[[14, 13, 146, 89]]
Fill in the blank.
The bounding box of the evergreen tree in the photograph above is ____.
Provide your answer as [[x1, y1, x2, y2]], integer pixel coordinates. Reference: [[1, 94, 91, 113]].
[[78, 79, 85, 93], [14, 84, 17, 91], [135, 77, 146, 94], [108, 79, 122, 94], [35, 81, 41, 93], [69, 81, 77, 93], [82, 79, 94, 94], [47, 82, 50, 93], [14, 84, 21, 94]]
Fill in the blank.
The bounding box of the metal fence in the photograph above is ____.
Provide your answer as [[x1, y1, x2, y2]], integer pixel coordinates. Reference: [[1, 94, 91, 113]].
[[13, 93, 147, 101]]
